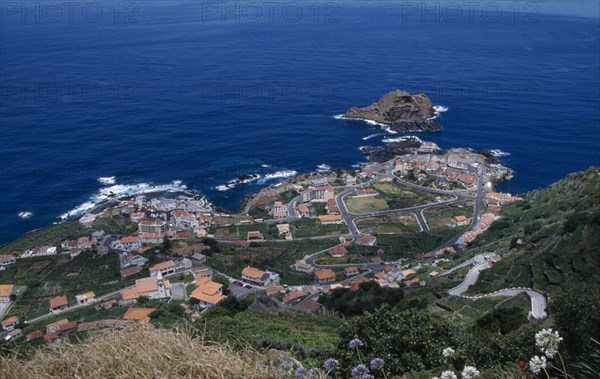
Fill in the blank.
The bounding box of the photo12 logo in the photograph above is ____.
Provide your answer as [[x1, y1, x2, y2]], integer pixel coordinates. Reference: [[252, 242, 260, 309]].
[[0, 81, 140, 104], [199, 1, 339, 23], [0, 1, 140, 24], [399, 1, 540, 23]]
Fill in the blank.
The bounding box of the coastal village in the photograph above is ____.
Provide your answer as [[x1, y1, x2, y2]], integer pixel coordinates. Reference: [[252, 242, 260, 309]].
[[0, 140, 522, 345]]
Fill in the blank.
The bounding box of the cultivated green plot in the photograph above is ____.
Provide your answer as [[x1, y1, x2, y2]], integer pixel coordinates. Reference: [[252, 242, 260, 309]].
[[355, 213, 421, 234], [373, 182, 453, 209], [345, 195, 389, 213]]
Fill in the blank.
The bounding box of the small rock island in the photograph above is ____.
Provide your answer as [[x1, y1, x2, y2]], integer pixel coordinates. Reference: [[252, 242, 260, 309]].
[[344, 90, 443, 132]]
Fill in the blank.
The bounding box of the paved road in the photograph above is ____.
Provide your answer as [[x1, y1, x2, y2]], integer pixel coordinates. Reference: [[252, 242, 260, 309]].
[[25, 287, 127, 325], [446, 253, 548, 319]]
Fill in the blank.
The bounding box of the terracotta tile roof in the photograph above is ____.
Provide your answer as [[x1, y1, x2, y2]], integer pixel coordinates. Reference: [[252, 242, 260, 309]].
[[49, 295, 68, 309], [297, 204, 310, 213], [0, 284, 15, 297], [242, 266, 265, 279], [282, 290, 305, 303], [1, 316, 18, 325], [123, 307, 156, 324], [318, 215, 342, 222], [59, 321, 78, 333], [139, 219, 165, 226], [26, 330, 43, 341], [120, 266, 142, 278], [328, 246, 348, 256], [315, 269, 335, 281], [344, 266, 359, 273], [190, 281, 223, 305], [149, 260, 174, 271], [120, 236, 140, 243], [46, 319, 69, 334]]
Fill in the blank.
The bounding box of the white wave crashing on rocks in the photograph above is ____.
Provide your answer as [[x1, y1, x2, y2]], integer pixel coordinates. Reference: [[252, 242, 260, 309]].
[[97, 176, 116, 185], [59, 180, 188, 220]]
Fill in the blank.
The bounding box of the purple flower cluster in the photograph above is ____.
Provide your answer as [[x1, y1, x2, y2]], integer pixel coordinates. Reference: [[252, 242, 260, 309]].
[[370, 358, 385, 371], [295, 367, 321, 378], [351, 363, 374, 379], [348, 338, 364, 350], [323, 358, 340, 372]]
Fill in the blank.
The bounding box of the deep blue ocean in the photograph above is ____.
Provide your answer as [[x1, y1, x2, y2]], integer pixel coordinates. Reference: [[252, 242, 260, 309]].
[[1, 0, 599, 243]]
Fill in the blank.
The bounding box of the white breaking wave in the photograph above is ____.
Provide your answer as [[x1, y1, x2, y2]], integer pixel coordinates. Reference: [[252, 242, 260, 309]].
[[215, 174, 261, 191], [429, 105, 449, 121], [98, 176, 116, 185], [59, 180, 188, 220], [363, 133, 385, 140], [260, 164, 272, 168], [490, 149, 511, 158], [382, 135, 423, 144], [264, 170, 298, 180], [316, 164, 331, 173], [18, 211, 33, 219]]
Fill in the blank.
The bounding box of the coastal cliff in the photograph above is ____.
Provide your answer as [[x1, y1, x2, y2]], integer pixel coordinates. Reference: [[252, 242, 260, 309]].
[[344, 90, 442, 132]]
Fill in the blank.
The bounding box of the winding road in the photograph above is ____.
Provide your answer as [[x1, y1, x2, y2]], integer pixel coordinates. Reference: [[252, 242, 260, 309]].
[[446, 253, 548, 319]]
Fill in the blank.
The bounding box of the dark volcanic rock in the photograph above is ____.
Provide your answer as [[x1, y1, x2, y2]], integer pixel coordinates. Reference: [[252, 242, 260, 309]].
[[362, 139, 423, 162], [344, 90, 442, 132]]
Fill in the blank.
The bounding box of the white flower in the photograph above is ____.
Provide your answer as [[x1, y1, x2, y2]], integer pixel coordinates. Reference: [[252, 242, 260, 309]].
[[431, 377, 440, 379], [461, 366, 480, 379], [529, 355, 547, 375], [442, 347, 455, 358], [440, 371, 457, 379], [535, 328, 563, 358]]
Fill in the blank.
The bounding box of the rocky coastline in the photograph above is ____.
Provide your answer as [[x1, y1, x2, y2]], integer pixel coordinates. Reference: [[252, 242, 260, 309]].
[[344, 90, 443, 132]]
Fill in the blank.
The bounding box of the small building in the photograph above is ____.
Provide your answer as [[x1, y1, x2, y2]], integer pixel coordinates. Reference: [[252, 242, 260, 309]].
[[315, 269, 336, 284], [1, 316, 19, 331], [46, 319, 69, 334], [318, 215, 343, 225], [0, 254, 17, 266], [123, 307, 156, 324], [193, 266, 213, 283], [328, 246, 348, 258], [358, 234, 377, 246], [297, 203, 311, 218], [344, 266, 359, 277], [292, 260, 314, 274], [75, 292, 96, 305], [0, 284, 17, 302], [190, 280, 224, 307], [354, 188, 377, 197], [121, 253, 148, 268], [247, 231, 264, 241], [120, 265, 142, 279], [149, 260, 176, 277], [4, 328, 22, 342], [59, 321, 78, 335], [451, 215, 470, 227], [25, 330, 43, 342], [326, 199, 339, 215], [121, 273, 171, 301], [49, 295, 68, 313], [112, 236, 141, 251], [241, 266, 279, 286]]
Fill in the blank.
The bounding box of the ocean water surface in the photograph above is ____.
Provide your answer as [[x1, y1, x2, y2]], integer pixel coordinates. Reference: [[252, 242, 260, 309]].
[[1, 0, 599, 243]]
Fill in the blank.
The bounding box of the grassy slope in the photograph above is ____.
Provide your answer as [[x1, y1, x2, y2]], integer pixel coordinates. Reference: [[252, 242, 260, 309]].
[[467, 166, 600, 296]]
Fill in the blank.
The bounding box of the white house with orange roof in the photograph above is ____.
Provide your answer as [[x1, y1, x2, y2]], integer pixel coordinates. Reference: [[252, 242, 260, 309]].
[[190, 279, 224, 308], [75, 291, 96, 305], [1, 316, 19, 331], [241, 266, 279, 286], [122, 272, 171, 301], [149, 260, 176, 277], [0, 284, 17, 303]]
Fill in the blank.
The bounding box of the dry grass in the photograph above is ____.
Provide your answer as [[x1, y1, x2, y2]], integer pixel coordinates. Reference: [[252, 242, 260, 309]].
[[0, 325, 282, 379]]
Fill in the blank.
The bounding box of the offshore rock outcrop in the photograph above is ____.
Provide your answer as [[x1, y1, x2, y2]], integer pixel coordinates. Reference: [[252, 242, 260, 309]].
[[344, 90, 442, 132]]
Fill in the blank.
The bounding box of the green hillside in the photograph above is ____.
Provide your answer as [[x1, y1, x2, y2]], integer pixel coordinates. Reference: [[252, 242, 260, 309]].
[[467, 166, 600, 296]]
